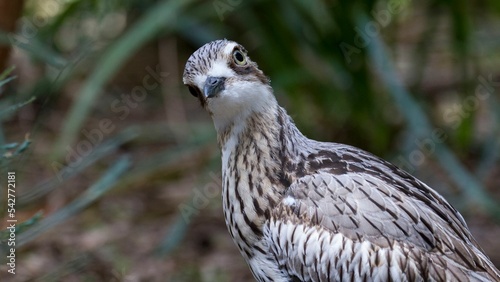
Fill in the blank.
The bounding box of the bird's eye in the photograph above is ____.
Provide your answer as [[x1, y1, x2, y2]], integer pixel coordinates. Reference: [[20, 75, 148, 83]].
[[233, 50, 246, 65], [187, 85, 199, 97]]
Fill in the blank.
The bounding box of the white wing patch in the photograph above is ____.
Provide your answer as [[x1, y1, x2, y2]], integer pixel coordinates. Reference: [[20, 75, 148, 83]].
[[282, 196, 296, 206]]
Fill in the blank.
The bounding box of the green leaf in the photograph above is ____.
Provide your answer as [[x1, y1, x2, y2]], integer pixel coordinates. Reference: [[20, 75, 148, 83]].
[[52, 0, 195, 160], [16, 155, 131, 247], [0, 212, 43, 241], [0, 66, 15, 81], [0, 97, 36, 121], [18, 127, 139, 206], [361, 13, 500, 219]]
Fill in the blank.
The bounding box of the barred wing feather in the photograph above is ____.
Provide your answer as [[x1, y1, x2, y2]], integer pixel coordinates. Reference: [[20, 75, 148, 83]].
[[266, 172, 499, 281]]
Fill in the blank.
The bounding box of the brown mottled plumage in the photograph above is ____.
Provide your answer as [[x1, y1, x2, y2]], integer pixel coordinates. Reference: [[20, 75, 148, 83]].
[[183, 39, 500, 281]]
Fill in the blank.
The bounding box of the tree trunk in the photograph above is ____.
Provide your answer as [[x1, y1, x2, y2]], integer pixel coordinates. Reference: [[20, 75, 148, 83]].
[[0, 0, 24, 72]]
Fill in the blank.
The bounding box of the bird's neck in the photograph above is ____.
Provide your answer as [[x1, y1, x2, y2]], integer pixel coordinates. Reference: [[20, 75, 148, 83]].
[[218, 103, 307, 185], [217, 103, 309, 256]]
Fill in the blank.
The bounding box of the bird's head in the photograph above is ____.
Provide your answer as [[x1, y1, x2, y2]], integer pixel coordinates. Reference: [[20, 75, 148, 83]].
[[183, 39, 275, 131]]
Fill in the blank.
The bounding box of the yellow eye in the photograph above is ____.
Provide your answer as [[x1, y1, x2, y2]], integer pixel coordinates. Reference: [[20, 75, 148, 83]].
[[233, 50, 246, 65]]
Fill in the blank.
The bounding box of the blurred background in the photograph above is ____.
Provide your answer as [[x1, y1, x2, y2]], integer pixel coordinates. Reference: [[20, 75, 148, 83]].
[[0, 0, 499, 281]]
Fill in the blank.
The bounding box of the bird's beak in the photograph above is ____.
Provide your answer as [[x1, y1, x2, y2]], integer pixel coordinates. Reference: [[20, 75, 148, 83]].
[[203, 76, 226, 98]]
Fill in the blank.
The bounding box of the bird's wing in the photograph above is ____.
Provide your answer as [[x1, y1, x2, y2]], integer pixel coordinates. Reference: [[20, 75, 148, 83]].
[[265, 171, 499, 281]]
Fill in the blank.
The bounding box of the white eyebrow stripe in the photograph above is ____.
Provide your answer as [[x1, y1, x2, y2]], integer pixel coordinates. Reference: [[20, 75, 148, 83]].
[[223, 42, 238, 55], [193, 59, 236, 91], [208, 61, 235, 79]]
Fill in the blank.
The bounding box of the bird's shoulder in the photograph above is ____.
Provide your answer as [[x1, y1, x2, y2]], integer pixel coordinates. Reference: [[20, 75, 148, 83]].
[[279, 142, 473, 249], [273, 171, 458, 249], [263, 142, 500, 279]]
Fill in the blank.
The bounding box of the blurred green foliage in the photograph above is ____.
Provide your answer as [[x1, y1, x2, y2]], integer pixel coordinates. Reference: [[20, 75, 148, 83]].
[[0, 0, 499, 280]]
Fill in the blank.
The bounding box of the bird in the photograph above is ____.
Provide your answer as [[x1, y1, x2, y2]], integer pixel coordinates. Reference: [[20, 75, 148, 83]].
[[182, 39, 500, 282]]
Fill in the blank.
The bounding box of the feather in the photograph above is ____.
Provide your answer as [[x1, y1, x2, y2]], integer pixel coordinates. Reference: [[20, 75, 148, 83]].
[[183, 39, 500, 282]]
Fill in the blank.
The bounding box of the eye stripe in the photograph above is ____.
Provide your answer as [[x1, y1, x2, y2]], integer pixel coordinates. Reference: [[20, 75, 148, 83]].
[[231, 63, 253, 75], [228, 61, 269, 85]]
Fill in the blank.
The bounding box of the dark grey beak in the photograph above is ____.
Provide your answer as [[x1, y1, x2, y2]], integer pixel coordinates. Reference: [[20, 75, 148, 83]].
[[203, 76, 226, 98]]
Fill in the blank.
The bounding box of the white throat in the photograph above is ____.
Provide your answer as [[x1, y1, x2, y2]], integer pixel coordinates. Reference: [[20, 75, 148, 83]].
[[209, 82, 276, 134]]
